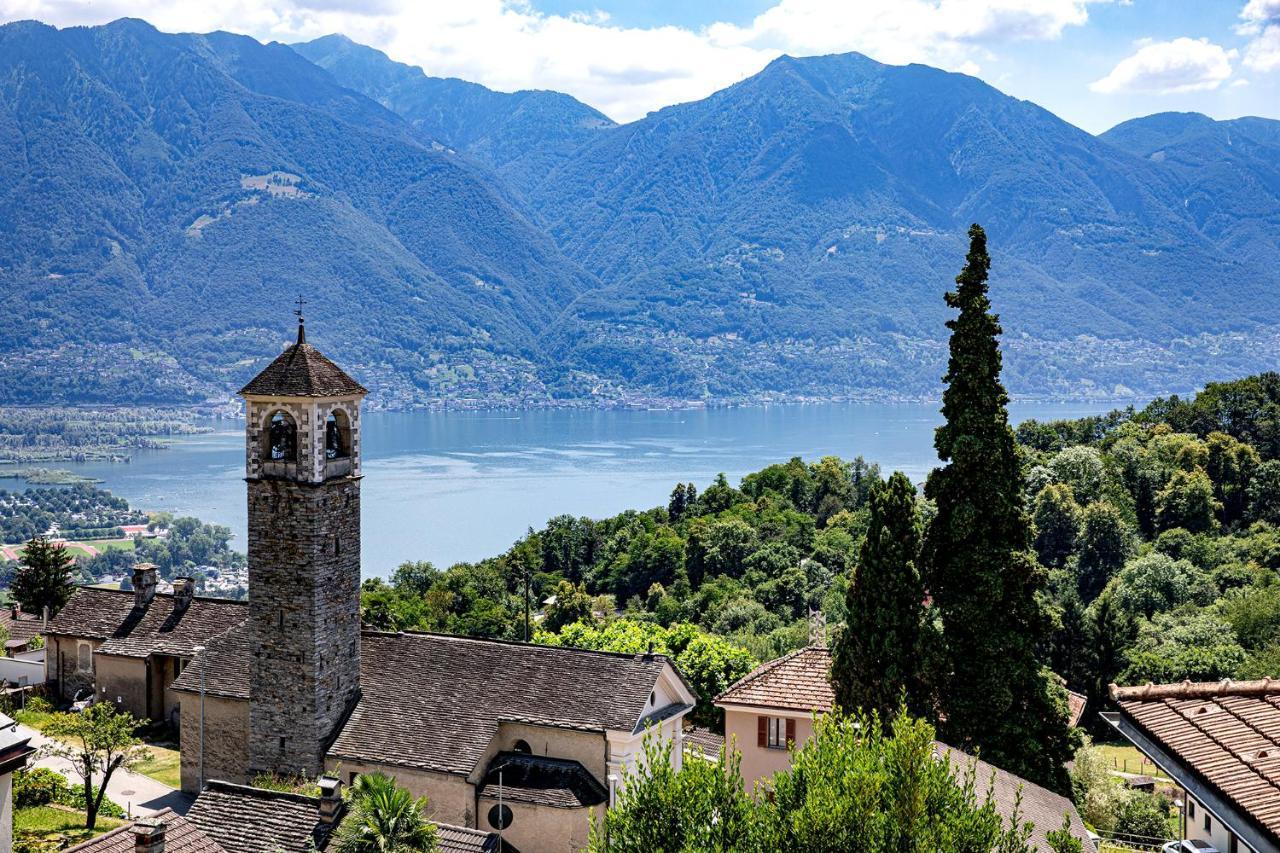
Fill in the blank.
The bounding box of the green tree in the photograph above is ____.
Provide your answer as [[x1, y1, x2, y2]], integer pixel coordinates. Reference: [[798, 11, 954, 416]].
[[921, 224, 1073, 793], [12, 536, 76, 616], [42, 703, 149, 829], [1112, 553, 1198, 620], [1155, 469, 1220, 534], [335, 771, 438, 853], [1076, 502, 1130, 603], [1032, 484, 1082, 569], [391, 561, 437, 597], [1205, 432, 1259, 527], [832, 471, 923, 722], [1047, 446, 1106, 506], [543, 580, 594, 632], [1247, 459, 1280, 524], [702, 517, 757, 578]]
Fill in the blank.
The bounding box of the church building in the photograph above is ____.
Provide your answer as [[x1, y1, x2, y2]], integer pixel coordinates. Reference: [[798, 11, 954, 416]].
[[171, 318, 697, 853]]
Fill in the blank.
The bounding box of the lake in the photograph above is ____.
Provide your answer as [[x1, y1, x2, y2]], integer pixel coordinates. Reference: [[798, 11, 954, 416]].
[[54, 402, 1107, 577]]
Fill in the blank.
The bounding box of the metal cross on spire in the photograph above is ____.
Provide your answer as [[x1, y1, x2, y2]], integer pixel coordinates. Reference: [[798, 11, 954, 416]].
[[294, 295, 307, 344]]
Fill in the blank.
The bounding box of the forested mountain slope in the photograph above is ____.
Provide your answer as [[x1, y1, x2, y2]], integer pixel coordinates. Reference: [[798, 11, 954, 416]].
[[291, 34, 615, 190], [0, 19, 594, 404], [5, 20, 1280, 406]]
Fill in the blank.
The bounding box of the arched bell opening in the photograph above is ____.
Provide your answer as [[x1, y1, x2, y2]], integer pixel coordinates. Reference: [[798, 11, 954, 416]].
[[264, 410, 298, 463]]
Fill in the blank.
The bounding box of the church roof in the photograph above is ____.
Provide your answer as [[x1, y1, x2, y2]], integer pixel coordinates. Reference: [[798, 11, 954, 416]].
[[173, 629, 688, 776], [239, 333, 366, 399]]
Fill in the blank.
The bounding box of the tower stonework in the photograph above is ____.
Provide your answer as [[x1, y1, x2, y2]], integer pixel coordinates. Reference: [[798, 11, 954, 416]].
[[240, 320, 367, 778]]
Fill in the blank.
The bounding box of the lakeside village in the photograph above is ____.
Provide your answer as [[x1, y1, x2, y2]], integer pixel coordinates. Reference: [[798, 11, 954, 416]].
[[0, 233, 1277, 853]]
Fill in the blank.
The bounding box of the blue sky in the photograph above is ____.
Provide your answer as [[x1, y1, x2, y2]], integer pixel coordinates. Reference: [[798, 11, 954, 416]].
[[2, 1, 1277, 132]]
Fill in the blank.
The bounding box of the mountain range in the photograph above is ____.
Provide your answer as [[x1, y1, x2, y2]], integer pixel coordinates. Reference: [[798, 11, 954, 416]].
[[3, 19, 1279, 407]]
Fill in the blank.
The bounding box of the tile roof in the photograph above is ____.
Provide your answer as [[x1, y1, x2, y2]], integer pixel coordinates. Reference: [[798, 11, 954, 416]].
[[170, 622, 252, 699], [187, 781, 336, 853], [176, 630, 676, 776], [477, 752, 608, 808], [239, 341, 367, 398], [48, 587, 247, 659], [684, 726, 726, 761], [933, 743, 1096, 853], [436, 823, 503, 853], [715, 646, 834, 712], [327, 632, 673, 775], [1111, 679, 1280, 843], [1067, 690, 1087, 728], [0, 606, 44, 646], [64, 809, 225, 853]]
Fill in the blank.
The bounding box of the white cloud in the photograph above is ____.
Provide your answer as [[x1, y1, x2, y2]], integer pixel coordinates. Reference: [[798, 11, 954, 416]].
[[1090, 37, 1237, 94], [1243, 23, 1280, 71], [0, 0, 1103, 122]]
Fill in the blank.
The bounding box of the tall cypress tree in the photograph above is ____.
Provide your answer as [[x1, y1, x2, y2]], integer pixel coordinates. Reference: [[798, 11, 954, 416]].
[[922, 224, 1074, 793], [831, 471, 923, 723]]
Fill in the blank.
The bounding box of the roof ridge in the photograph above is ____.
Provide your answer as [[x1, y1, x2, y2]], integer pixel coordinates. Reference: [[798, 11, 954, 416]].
[[202, 778, 322, 806], [1111, 678, 1280, 701], [376, 629, 674, 664]]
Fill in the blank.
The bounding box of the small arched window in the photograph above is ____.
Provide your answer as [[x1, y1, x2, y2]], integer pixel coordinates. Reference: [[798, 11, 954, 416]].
[[512, 739, 532, 754], [325, 410, 351, 460], [267, 411, 297, 462]]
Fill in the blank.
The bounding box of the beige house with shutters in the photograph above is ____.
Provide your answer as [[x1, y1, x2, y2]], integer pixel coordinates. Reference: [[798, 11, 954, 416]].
[[714, 646, 831, 787]]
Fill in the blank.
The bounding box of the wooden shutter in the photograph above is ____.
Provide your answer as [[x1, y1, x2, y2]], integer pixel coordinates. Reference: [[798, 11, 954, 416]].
[[785, 718, 796, 746], [757, 715, 767, 748]]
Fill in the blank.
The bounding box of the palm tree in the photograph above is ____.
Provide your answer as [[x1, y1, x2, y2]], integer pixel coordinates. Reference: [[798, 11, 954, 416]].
[[335, 773, 438, 853]]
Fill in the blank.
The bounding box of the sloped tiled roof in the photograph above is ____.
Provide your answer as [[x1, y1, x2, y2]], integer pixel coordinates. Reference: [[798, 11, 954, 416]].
[[1112, 679, 1280, 842], [65, 809, 224, 853], [171, 622, 253, 699], [477, 752, 608, 808], [328, 632, 673, 775], [685, 727, 726, 761], [239, 341, 367, 398], [187, 781, 336, 853], [715, 646, 834, 712], [0, 606, 44, 647], [175, 630, 676, 777], [933, 743, 1096, 853], [1067, 690, 1087, 728], [48, 587, 247, 659], [436, 823, 504, 853]]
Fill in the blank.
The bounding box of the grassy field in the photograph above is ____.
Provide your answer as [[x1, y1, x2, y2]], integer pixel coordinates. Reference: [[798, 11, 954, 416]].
[[134, 743, 181, 789], [93, 538, 137, 552], [1096, 743, 1170, 779], [15, 805, 124, 845]]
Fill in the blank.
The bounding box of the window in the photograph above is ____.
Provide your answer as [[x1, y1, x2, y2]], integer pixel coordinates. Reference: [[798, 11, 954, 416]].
[[512, 739, 531, 754], [1204, 813, 1211, 832], [1229, 833, 1239, 853], [279, 736, 287, 752], [1188, 800, 1195, 819], [333, 535, 341, 557], [758, 716, 795, 750], [76, 642, 92, 672], [487, 804, 513, 830]]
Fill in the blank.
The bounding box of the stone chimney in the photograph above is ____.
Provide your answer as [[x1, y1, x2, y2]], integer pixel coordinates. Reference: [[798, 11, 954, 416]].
[[172, 577, 195, 612], [132, 564, 158, 608], [318, 776, 343, 825], [10, 603, 17, 620], [132, 818, 166, 853]]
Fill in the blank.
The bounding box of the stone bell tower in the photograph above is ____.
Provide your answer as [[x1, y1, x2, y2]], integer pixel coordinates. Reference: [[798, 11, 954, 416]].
[[240, 308, 366, 778]]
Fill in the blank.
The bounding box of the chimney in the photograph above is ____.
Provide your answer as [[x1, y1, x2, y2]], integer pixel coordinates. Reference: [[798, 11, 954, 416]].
[[132, 564, 158, 608], [172, 577, 195, 612], [10, 604, 17, 620], [317, 776, 343, 825], [132, 818, 166, 853]]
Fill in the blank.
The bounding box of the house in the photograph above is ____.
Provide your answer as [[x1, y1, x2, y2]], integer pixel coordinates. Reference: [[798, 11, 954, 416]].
[[61, 784, 504, 853], [713, 645, 1096, 852], [0, 604, 45, 655], [1102, 679, 1280, 853], [163, 323, 696, 853], [44, 568, 247, 724], [0, 711, 35, 853]]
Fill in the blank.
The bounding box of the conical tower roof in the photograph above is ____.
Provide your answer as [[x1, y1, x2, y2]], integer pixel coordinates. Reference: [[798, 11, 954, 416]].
[[239, 322, 367, 398]]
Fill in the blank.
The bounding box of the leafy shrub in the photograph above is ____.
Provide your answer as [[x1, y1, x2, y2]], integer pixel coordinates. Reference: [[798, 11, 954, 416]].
[[14, 767, 69, 808]]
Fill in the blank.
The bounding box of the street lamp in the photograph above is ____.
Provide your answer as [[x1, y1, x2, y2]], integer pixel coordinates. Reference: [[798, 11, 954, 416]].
[[193, 645, 206, 790]]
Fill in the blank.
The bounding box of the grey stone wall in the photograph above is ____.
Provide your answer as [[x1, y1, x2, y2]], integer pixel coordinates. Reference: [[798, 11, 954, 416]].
[[247, 474, 362, 779], [180, 694, 250, 793]]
